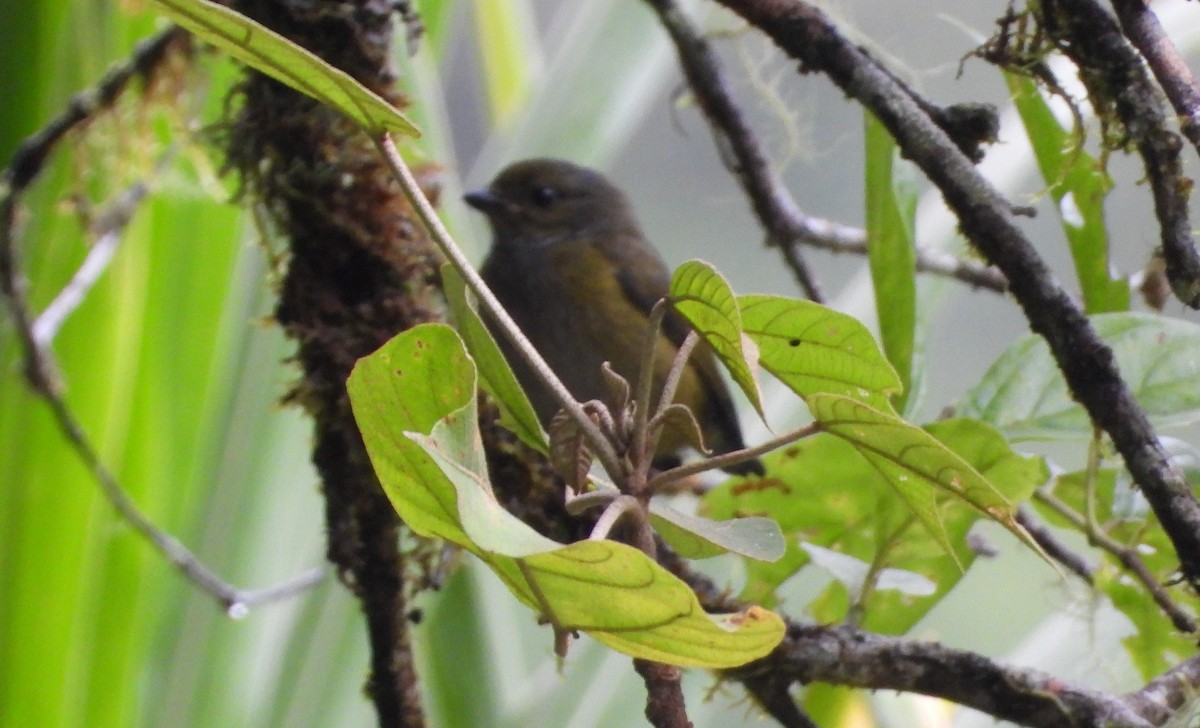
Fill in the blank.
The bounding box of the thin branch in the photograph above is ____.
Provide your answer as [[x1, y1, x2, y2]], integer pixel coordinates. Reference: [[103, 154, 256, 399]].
[[2, 219, 325, 613], [632, 300, 672, 481], [642, 330, 703, 475], [1035, 490, 1195, 632], [590, 494, 642, 541], [645, 0, 823, 302], [647, 421, 819, 490], [713, 0, 1200, 593], [644, 0, 1009, 296], [3, 27, 188, 194], [1109, 0, 1200, 158], [784, 215, 1008, 292], [1015, 505, 1096, 584], [33, 165, 164, 346], [1044, 0, 1200, 309]]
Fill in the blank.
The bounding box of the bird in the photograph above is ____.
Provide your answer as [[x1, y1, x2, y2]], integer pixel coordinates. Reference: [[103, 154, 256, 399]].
[[463, 158, 763, 476]]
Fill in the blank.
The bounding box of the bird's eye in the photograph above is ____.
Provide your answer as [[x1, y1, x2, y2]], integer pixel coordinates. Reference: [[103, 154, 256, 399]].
[[530, 186, 556, 208]]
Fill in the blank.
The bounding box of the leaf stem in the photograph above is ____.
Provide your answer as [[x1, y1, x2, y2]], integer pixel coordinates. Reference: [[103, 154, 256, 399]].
[[648, 422, 820, 491], [631, 300, 670, 481], [1035, 489, 1196, 632]]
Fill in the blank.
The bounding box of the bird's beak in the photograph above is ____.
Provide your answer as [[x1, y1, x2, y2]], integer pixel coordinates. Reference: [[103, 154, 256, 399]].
[[463, 188, 505, 215]]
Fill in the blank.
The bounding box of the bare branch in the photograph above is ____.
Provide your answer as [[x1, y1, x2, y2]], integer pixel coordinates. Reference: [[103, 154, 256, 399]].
[[1044, 0, 1200, 309], [647, 421, 820, 490], [1016, 505, 1096, 584], [1110, 0, 1200, 158], [33, 171, 159, 346], [1035, 490, 1196, 633], [644, 0, 823, 301]]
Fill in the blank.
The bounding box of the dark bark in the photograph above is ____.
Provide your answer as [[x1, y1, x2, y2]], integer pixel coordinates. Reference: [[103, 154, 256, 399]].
[[1042, 0, 1200, 308], [222, 2, 435, 724]]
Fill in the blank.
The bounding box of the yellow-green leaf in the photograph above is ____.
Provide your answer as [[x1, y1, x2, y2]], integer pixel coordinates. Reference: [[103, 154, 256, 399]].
[[670, 260, 763, 416], [864, 112, 918, 412], [348, 323, 783, 667], [148, 0, 419, 136], [808, 393, 1039, 565], [442, 264, 546, 453], [739, 294, 901, 411]]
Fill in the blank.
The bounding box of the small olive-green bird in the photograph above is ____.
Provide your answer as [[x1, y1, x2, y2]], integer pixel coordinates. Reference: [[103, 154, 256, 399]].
[[465, 158, 763, 476]]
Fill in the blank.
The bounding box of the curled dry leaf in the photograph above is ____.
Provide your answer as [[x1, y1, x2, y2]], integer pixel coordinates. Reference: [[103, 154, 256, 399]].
[[549, 410, 593, 491]]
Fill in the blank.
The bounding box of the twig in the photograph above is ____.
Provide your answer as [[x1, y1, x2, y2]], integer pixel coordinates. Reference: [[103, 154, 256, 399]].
[[793, 217, 1008, 292], [1043, 0, 1200, 309], [2, 219, 325, 613], [1035, 489, 1195, 633], [641, 329, 702, 482], [645, 0, 823, 302], [632, 300, 672, 482], [0, 28, 324, 615], [3, 27, 188, 194], [33, 170, 159, 346], [1015, 505, 1096, 584], [647, 421, 819, 490], [712, 0, 1200, 593], [590, 494, 642, 541], [1109, 0, 1200, 158], [644, 0, 1009, 296]]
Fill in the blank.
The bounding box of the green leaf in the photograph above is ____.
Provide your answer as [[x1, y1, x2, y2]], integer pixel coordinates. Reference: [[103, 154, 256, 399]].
[[739, 294, 901, 412], [442, 264, 546, 453], [670, 260, 763, 416], [864, 112, 918, 412], [960, 312, 1200, 439], [347, 324, 479, 546], [924, 418, 1048, 504], [147, 0, 419, 137], [1007, 74, 1128, 313], [1103, 546, 1195, 680], [348, 324, 784, 668], [648, 501, 785, 562], [809, 394, 1035, 565], [703, 418, 1045, 633], [702, 434, 879, 608]]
